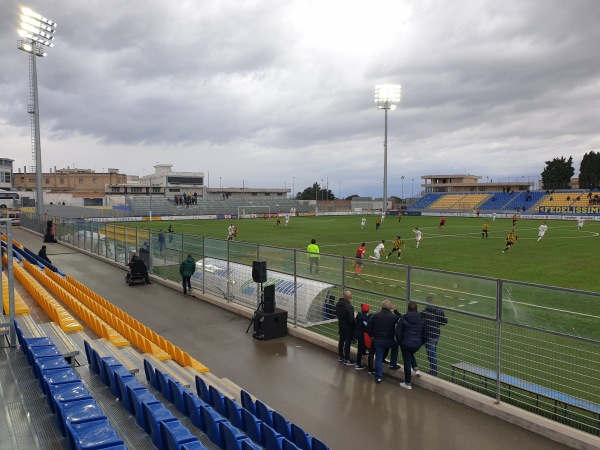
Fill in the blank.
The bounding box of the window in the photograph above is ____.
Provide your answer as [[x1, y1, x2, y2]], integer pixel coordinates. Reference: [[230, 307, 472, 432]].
[[251, 193, 257, 196], [45, 178, 50, 184], [131, 187, 142, 193], [60, 178, 64, 184], [111, 187, 121, 193], [93, 179, 97, 184], [264, 193, 271, 196], [79, 178, 84, 184]]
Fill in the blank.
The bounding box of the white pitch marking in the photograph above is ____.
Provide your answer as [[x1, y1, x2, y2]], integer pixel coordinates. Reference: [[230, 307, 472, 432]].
[[468, 301, 478, 305]]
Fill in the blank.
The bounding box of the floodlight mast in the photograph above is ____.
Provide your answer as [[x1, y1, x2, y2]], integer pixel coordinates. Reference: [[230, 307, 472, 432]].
[[17, 7, 57, 216], [374, 84, 401, 217]]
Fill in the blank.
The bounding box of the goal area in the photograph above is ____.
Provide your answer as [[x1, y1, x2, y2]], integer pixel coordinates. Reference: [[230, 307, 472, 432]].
[[237, 205, 271, 218]]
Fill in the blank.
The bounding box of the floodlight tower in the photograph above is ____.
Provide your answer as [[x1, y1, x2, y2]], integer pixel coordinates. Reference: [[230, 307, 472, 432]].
[[375, 84, 401, 217], [17, 7, 58, 216]]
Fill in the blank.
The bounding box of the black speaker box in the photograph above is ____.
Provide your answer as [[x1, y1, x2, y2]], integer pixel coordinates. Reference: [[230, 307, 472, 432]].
[[253, 309, 288, 341], [263, 284, 275, 313], [252, 260, 267, 283]]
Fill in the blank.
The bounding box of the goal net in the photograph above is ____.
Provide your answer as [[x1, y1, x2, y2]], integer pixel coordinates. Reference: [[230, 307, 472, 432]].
[[237, 205, 271, 218]]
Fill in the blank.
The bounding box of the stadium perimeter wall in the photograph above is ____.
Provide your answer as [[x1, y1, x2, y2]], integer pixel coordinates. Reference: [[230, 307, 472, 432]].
[[19, 212, 600, 449]]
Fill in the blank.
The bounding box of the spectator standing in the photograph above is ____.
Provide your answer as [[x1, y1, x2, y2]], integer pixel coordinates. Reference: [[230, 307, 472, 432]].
[[179, 253, 196, 296], [157, 230, 165, 255], [336, 291, 355, 365], [353, 303, 372, 369], [307, 239, 320, 275], [367, 300, 400, 384], [396, 301, 427, 390], [167, 225, 174, 244], [420, 296, 448, 377]]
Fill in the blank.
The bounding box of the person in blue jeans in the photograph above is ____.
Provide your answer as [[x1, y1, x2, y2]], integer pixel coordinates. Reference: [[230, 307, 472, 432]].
[[420, 295, 448, 377], [396, 301, 428, 390], [367, 300, 400, 384]]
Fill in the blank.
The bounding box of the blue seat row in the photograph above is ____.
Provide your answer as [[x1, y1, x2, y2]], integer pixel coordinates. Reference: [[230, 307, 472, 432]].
[[14, 321, 126, 450], [85, 340, 206, 450], [238, 386, 329, 450]]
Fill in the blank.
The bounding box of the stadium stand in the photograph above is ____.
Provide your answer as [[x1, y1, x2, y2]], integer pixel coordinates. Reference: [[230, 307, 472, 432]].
[[428, 193, 490, 210]]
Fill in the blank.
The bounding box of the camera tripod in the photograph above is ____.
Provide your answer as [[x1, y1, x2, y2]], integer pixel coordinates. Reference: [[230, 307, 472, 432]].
[[245, 283, 264, 334]]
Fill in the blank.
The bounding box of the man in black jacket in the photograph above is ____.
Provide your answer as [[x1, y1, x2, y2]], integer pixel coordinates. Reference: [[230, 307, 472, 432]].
[[335, 291, 355, 365], [38, 245, 51, 264], [421, 295, 448, 377], [129, 252, 152, 284], [396, 302, 427, 390], [367, 299, 400, 384]]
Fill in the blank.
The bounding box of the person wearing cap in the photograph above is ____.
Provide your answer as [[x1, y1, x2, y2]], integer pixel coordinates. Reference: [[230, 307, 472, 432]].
[[353, 303, 372, 370], [335, 291, 355, 365], [367, 299, 400, 384]]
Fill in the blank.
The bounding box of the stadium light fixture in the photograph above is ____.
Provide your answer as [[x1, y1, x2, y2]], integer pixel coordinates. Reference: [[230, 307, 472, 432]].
[[17, 7, 58, 216], [375, 84, 401, 217]]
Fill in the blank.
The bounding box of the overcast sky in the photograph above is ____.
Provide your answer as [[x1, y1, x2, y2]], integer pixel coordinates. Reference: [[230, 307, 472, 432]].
[[1, 0, 599, 198]]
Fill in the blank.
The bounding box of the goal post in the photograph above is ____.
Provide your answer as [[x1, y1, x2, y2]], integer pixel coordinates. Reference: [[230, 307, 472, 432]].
[[237, 205, 270, 219]]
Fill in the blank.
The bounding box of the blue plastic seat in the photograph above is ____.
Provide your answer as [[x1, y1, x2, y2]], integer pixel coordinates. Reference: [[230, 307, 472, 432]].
[[224, 396, 244, 429], [83, 340, 94, 366], [160, 420, 199, 450], [271, 411, 291, 440], [195, 375, 211, 404], [41, 367, 80, 396], [261, 423, 285, 450], [282, 439, 301, 450], [106, 365, 134, 398], [181, 441, 209, 450], [200, 404, 226, 448], [87, 346, 102, 374], [48, 381, 93, 414], [290, 423, 312, 450], [95, 355, 121, 386], [142, 402, 178, 449], [155, 368, 177, 403], [144, 358, 159, 389], [168, 377, 193, 415], [241, 409, 263, 447], [209, 385, 226, 416], [54, 398, 106, 437], [220, 420, 248, 450], [127, 384, 161, 428], [65, 418, 124, 450], [183, 390, 207, 430], [240, 390, 256, 416], [255, 399, 273, 428], [241, 440, 263, 450], [27, 344, 61, 366], [311, 436, 329, 450], [34, 355, 71, 379], [114, 371, 145, 412]]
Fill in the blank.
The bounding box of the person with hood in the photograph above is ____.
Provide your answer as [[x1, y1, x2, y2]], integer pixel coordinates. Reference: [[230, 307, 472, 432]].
[[396, 301, 427, 390], [353, 303, 372, 370], [179, 253, 196, 296], [420, 295, 448, 377], [336, 291, 355, 365]]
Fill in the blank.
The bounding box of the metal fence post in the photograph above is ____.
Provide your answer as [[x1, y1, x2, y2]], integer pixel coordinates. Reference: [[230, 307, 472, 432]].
[[293, 249, 297, 327], [256, 243, 260, 308], [406, 266, 411, 301], [226, 239, 231, 302], [202, 236, 205, 295], [495, 278, 503, 404], [341, 255, 345, 294]]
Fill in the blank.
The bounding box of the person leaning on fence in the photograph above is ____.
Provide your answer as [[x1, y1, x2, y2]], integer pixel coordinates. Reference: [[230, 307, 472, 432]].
[[367, 299, 400, 384], [336, 291, 355, 365], [396, 301, 428, 390], [179, 253, 196, 296], [420, 295, 448, 377], [307, 239, 320, 275], [353, 303, 372, 370]]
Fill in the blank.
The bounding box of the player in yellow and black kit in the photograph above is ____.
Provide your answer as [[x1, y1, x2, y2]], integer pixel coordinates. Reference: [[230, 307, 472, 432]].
[[386, 236, 406, 259], [502, 230, 517, 253], [481, 220, 489, 238]]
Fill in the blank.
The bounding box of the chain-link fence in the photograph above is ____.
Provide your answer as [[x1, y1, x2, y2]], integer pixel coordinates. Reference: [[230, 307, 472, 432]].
[[22, 213, 600, 435]]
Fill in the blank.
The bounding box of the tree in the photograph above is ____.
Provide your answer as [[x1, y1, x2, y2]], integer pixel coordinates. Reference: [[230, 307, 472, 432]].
[[541, 156, 574, 190], [345, 195, 360, 200], [579, 150, 600, 190], [297, 183, 336, 200]]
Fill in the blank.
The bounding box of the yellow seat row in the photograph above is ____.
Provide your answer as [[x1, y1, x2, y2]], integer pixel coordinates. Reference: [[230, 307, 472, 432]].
[[4, 256, 82, 332], [1, 272, 31, 314], [59, 272, 208, 372], [22, 260, 128, 346]]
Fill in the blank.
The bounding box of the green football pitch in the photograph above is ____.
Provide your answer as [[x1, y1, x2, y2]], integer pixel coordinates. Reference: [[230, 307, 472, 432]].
[[123, 214, 600, 293]]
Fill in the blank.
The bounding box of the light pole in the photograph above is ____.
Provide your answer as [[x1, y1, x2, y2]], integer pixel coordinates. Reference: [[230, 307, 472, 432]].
[[401, 175, 404, 201], [338, 181, 341, 199], [375, 84, 401, 216], [18, 7, 57, 216], [411, 178, 414, 199], [292, 177, 295, 199], [219, 177, 222, 189]]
